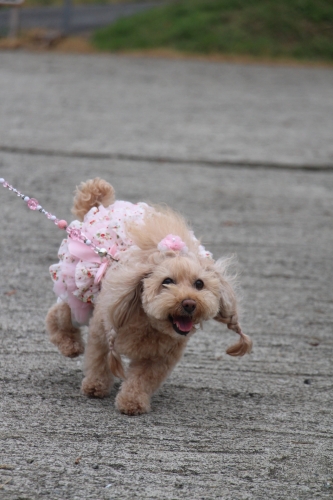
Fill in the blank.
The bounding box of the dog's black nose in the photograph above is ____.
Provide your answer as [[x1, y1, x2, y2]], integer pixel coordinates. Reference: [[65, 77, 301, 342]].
[[182, 299, 196, 314]]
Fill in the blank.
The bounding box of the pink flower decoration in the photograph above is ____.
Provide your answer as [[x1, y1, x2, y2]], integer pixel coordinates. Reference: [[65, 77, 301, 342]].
[[157, 234, 188, 253]]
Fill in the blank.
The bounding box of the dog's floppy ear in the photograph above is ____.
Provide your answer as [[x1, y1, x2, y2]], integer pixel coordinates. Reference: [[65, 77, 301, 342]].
[[108, 263, 151, 330], [213, 258, 252, 356]]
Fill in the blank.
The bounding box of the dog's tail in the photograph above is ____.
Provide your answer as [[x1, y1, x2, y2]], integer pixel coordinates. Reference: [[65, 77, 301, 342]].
[[72, 178, 115, 221]]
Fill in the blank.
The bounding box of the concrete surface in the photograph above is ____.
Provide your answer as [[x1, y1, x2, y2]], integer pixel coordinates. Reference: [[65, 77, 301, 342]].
[[1, 52, 333, 169], [0, 51, 333, 499], [0, 2, 162, 35]]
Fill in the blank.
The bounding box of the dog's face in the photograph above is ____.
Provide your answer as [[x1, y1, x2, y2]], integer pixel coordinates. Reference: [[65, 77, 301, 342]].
[[141, 255, 221, 338]]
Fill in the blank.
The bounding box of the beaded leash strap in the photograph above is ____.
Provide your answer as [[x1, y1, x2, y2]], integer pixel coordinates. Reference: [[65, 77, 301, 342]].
[[0, 177, 118, 262]]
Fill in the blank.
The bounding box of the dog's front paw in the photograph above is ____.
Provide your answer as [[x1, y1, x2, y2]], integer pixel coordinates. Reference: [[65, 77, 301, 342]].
[[58, 338, 85, 358], [115, 391, 151, 416], [81, 376, 113, 398]]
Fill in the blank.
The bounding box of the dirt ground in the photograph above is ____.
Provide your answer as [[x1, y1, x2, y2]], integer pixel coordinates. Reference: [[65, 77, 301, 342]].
[[2, 32, 333, 69]]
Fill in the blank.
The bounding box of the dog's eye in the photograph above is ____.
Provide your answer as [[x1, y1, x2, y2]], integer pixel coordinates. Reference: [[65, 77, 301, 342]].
[[162, 278, 175, 286], [194, 279, 204, 290]]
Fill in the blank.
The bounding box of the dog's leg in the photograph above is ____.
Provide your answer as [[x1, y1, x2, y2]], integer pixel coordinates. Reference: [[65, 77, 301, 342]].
[[46, 302, 84, 358], [115, 357, 177, 415], [81, 314, 114, 398]]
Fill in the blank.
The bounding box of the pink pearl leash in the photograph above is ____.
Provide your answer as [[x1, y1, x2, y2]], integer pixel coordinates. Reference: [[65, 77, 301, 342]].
[[0, 177, 118, 261]]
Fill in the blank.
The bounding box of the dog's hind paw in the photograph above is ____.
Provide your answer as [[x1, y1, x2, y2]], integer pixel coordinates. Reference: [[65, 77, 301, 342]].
[[115, 391, 151, 416], [81, 376, 113, 398], [46, 302, 84, 358]]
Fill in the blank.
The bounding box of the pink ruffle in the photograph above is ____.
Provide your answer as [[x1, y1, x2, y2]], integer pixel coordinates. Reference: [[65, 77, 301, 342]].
[[49, 201, 148, 325]]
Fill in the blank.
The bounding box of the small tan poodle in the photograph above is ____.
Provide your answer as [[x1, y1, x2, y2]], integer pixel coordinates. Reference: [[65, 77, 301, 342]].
[[46, 178, 252, 415]]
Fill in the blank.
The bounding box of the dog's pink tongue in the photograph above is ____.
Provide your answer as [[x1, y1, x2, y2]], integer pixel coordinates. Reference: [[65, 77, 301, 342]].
[[175, 316, 193, 332]]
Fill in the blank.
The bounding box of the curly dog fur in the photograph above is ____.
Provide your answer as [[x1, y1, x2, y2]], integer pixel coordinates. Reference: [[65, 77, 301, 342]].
[[46, 178, 252, 415]]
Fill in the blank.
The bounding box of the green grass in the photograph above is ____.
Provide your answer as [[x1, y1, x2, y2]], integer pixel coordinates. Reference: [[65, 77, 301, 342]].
[[92, 0, 333, 61]]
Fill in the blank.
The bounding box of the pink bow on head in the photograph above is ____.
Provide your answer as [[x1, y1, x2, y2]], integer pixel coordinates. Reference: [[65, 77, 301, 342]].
[[157, 234, 188, 254]]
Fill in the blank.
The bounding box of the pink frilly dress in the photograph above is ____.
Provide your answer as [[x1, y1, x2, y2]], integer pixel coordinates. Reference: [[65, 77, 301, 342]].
[[49, 201, 149, 326], [50, 200, 213, 326]]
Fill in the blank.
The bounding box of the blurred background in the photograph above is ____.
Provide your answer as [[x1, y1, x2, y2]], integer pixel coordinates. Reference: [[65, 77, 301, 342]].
[[0, 0, 332, 63]]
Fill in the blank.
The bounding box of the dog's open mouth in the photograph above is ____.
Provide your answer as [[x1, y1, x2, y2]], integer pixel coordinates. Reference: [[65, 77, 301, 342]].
[[169, 315, 193, 336]]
